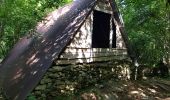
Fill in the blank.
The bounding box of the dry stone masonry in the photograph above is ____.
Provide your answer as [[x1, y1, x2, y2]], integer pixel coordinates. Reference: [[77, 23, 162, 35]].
[[31, 60, 131, 99]]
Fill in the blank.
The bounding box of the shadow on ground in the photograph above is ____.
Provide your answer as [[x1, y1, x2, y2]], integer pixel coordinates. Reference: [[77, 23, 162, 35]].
[[54, 78, 170, 100], [1, 77, 170, 100]]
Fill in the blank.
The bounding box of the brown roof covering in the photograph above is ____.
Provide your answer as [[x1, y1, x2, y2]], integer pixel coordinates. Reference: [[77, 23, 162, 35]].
[[0, 0, 96, 99]]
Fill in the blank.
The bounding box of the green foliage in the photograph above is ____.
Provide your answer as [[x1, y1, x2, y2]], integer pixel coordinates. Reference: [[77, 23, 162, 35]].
[[0, 0, 72, 59], [117, 0, 170, 65], [27, 94, 36, 100], [0, 0, 169, 66]]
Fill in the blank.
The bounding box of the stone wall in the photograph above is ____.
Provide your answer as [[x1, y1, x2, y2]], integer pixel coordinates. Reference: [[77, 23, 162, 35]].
[[30, 59, 131, 100]]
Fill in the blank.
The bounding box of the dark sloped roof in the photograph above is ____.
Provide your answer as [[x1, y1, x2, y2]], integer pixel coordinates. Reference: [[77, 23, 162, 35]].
[[0, 0, 97, 99]]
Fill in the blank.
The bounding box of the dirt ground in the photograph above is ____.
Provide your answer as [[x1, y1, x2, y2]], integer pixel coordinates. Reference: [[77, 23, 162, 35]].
[[70, 78, 170, 100], [1, 78, 170, 100]]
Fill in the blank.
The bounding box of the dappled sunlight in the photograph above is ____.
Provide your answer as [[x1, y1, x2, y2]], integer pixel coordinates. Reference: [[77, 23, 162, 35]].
[[120, 65, 130, 79], [29, 58, 40, 66], [147, 88, 157, 93], [129, 90, 139, 94], [31, 71, 38, 75], [104, 94, 109, 99], [11, 68, 24, 81], [54, 1, 129, 65], [68, 14, 92, 48], [65, 85, 75, 91], [26, 53, 37, 64], [0, 0, 97, 99], [116, 24, 126, 49], [31, 59, 132, 99], [0, 0, 169, 100], [36, 5, 72, 34], [12, 73, 22, 81], [95, 0, 112, 14], [42, 78, 167, 100], [81, 93, 97, 100], [56, 48, 128, 64], [14, 94, 19, 100]]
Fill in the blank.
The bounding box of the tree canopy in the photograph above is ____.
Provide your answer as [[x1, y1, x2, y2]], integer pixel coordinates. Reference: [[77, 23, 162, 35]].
[[0, 0, 170, 66], [0, 0, 72, 59], [117, 0, 170, 65]]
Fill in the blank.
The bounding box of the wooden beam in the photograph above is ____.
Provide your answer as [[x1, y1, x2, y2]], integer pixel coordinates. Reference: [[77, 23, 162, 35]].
[[108, 0, 139, 80], [108, 0, 138, 63]]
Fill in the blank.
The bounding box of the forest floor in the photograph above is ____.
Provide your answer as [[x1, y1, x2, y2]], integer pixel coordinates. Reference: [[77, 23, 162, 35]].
[[54, 77, 170, 100], [1, 77, 170, 100]]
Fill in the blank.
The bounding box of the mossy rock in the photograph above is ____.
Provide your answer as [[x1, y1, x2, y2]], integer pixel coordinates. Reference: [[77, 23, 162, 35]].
[[35, 85, 46, 90]]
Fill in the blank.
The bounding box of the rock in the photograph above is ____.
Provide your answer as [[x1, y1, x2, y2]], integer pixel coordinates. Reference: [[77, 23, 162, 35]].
[[41, 94, 46, 98], [40, 78, 52, 84], [48, 73, 54, 78], [53, 73, 61, 78], [34, 91, 42, 95], [35, 85, 46, 90], [52, 66, 64, 71], [47, 83, 52, 88], [55, 80, 65, 85], [48, 68, 56, 73], [81, 93, 97, 100]]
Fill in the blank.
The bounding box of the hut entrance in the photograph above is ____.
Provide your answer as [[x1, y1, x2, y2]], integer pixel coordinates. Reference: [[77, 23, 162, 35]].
[[92, 10, 116, 48]]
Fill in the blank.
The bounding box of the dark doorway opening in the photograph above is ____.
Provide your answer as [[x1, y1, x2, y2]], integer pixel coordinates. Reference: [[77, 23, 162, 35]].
[[112, 19, 116, 48], [92, 10, 111, 48]]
